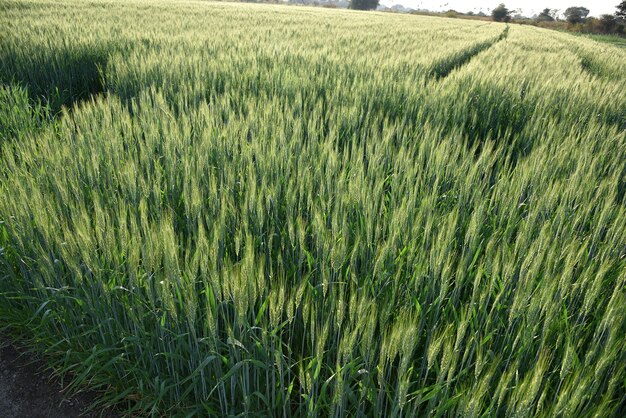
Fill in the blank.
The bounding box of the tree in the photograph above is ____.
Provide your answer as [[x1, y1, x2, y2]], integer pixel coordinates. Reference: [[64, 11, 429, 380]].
[[511, 8, 525, 19], [349, 0, 378, 10], [564, 7, 590, 24], [536, 8, 555, 21], [599, 14, 618, 32], [549, 9, 561, 20], [492, 3, 511, 22], [617, 1, 626, 19]]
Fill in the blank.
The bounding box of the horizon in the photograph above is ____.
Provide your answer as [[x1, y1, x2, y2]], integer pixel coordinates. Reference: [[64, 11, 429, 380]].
[[378, 0, 620, 17]]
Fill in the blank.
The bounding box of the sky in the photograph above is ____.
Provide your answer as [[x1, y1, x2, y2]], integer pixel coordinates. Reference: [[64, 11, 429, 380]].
[[379, 0, 620, 17]]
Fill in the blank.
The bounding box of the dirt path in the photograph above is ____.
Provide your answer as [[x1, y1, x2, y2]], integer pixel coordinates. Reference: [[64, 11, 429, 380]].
[[0, 341, 116, 418]]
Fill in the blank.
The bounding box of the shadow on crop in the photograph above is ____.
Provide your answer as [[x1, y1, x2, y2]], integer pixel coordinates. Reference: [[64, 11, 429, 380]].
[[0, 44, 110, 116]]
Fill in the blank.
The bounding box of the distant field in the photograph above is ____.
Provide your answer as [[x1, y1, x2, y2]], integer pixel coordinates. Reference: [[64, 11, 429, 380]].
[[1, 0, 625, 416], [580, 33, 626, 48]]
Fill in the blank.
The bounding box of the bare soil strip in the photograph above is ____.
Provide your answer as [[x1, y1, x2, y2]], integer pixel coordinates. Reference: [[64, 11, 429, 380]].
[[0, 340, 117, 418]]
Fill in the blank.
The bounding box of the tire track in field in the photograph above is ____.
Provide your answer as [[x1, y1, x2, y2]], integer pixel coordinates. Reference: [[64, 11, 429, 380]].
[[430, 25, 509, 80]]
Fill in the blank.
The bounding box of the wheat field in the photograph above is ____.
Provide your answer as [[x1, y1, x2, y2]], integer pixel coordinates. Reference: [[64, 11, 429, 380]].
[[0, 0, 625, 416]]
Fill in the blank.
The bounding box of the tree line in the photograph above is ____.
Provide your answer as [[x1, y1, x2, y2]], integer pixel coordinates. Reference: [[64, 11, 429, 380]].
[[347, 0, 626, 37], [490, 2, 625, 36]]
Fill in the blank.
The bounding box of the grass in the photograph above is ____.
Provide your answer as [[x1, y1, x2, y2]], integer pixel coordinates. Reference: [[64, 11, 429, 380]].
[[1, 0, 625, 416], [568, 32, 626, 48]]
